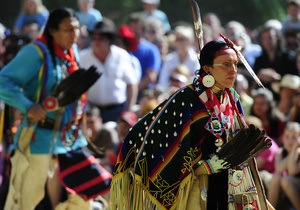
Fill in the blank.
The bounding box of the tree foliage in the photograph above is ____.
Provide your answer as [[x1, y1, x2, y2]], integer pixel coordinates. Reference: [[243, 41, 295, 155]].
[[0, 0, 288, 31]]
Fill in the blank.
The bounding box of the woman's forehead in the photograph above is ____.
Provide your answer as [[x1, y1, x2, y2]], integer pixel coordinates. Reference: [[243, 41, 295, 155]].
[[214, 50, 238, 61], [215, 48, 237, 57]]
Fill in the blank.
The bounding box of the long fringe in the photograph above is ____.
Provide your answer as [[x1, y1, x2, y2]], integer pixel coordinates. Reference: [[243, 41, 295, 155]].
[[109, 169, 193, 210], [228, 165, 262, 210]]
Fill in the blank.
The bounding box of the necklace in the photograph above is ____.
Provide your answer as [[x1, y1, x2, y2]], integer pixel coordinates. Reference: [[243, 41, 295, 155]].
[[192, 77, 240, 151]]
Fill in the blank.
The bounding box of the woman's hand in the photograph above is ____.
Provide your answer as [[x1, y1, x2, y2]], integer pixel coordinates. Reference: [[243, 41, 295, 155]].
[[27, 104, 47, 122], [194, 155, 229, 175]]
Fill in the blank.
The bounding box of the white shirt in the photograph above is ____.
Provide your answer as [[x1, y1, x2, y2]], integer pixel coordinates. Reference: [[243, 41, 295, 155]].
[[80, 45, 138, 106], [158, 47, 200, 89]]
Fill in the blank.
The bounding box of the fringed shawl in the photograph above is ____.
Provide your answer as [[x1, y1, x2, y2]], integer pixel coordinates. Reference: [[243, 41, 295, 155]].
[[110, 85, 220, 209]]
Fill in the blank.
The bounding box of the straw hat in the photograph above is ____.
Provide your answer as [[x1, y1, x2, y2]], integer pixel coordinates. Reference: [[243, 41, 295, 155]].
[[271, 74, 300, 93]]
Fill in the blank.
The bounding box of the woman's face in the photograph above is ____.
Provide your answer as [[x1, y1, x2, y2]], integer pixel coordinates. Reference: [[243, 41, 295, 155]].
[[260, 29, 277, 51], [174, 33, 191, 51], [51, 17, 80, 50], [206, 48, 238, 89], [25, 0, 37, 14], [78, 0, 94, 13], [279, 87, 297, 100], [282, 129, 300, 152], [252, 96, 269, 117]]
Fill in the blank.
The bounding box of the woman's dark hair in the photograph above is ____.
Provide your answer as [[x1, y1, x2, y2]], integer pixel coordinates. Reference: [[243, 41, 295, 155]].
[[198, 40, 231, 76], [257, 25, 282, 49], [42, 8, 78, 66]]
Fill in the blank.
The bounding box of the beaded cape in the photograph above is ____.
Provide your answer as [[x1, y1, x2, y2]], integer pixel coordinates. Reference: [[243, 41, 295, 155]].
[[110, 80, 246, 209]]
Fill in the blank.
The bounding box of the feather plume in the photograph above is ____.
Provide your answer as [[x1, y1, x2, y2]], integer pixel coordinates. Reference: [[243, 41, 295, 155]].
[[52, 65, 101, 107], [217, 124, 272, 167], [189, 0, 204, 51]]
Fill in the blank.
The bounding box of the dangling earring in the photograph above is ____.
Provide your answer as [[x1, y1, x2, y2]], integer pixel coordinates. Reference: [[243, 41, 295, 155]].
[[202, 73, 215, 88]]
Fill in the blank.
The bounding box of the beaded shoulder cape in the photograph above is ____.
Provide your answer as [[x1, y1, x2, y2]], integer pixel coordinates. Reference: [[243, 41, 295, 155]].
[[110, 81, 243, 210]]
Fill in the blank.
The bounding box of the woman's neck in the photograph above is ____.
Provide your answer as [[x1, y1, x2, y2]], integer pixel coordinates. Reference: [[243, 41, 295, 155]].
[[211, 85, 224, 94]]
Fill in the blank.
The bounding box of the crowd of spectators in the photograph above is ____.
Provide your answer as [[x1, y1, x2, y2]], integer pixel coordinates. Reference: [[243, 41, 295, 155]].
[[1, 0, 300, 209]]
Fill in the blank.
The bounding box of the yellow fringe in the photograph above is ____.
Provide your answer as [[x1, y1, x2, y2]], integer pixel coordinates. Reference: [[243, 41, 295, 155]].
[[109, 169, 194, 210]]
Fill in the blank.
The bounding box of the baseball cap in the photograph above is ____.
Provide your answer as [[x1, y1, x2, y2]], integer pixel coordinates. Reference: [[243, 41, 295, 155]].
[[117, 25, 139, 51], [119, 111, 138, 127]]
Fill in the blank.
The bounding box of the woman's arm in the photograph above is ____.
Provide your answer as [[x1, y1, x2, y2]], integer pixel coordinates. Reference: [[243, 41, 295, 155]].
[[274, 148, 288, 174], [286, 141, 300, 175]]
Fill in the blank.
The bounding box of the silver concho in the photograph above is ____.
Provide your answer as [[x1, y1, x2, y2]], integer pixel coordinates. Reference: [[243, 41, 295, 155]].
[[201, 188, 207, 201], [215, 138, 224, 147], [232, 170, 244, 184]]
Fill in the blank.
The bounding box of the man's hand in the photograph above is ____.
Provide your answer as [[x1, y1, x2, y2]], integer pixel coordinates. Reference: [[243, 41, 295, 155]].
[[27, 104, 47, 122]]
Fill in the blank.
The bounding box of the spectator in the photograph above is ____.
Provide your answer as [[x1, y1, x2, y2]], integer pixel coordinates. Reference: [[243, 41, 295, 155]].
[[143, 17, 165, 43], [253, 25, 298, 99], [168, 65, 190, 90], [76, 24, 91, 51], [76, 0, 103, 31], [117, 110, 138, 141], [268, 121, 300, 210], [283, 30, 300, 52], [245, 115, 279, 194], [250, 87, 285, 145], [235, 73, 253, 117], [271, 74, 300, 122], [203, 12, 224, 40], [202, 23, 214, 46], [126, 12, 161, 95], [281, 0, 300, 36], [158, 24, 200, 90], [289, 51, 300, 123], [93, 123, 119, 173], [117, 24, 142, 82], [133, 88, 157, 117], [21, 21, 40, 40], [13, 0, 49, 33], [152, 33, 169, 62], [138, 97, 159, 118], [85, 105, 102, 143], [139, 0, 171, 33], [80, 18, 139, 123], [158, 64, 191, 101]]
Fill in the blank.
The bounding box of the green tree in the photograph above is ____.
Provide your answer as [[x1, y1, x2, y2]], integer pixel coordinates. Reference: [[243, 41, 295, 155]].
[[0, 0, 288, 32]]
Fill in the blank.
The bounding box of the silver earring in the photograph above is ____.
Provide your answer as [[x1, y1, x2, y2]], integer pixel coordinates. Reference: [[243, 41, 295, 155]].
[[202, 73, 215, 88]]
